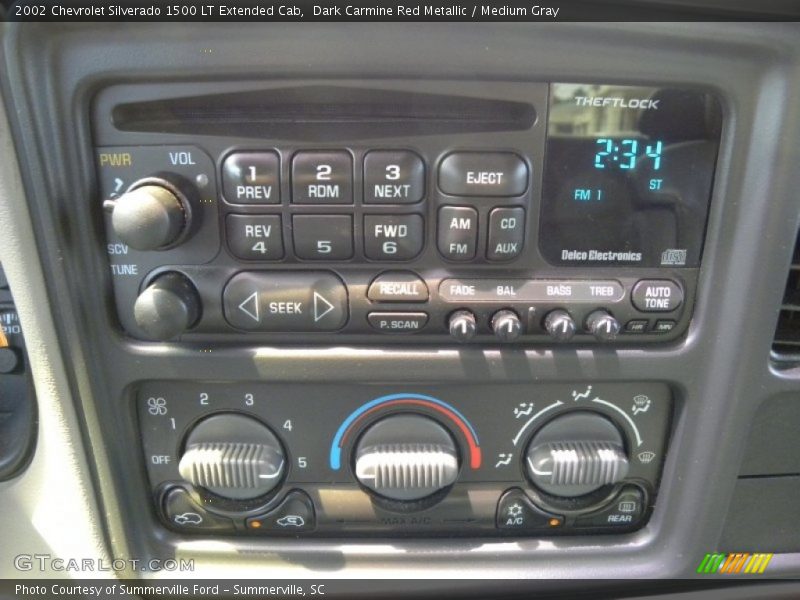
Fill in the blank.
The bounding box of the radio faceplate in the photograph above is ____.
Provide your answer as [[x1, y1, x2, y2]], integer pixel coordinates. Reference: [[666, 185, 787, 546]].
[[138, 381, 671, 536], [94, 80, 720, 344]]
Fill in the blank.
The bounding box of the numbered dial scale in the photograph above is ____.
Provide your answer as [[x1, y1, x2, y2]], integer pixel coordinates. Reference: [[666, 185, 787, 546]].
[[138, 382, 671, 536]]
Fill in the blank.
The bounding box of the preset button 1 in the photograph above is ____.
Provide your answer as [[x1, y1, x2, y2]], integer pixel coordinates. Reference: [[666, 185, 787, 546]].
[[223, 271, 348, 331], [222, 151, 280, 204]]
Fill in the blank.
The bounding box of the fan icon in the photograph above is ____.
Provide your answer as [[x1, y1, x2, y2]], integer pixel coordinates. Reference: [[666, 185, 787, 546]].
[[507, 503, 523, 518], [147, 397, 167, 416]]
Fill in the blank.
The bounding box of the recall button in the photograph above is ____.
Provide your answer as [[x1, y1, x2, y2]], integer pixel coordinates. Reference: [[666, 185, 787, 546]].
[[631, 280, 683, 312], [367, 272, 429, 303], [223, 271, 348, 332], [439, 152, 528, 197], [368, 312, 428, 334]]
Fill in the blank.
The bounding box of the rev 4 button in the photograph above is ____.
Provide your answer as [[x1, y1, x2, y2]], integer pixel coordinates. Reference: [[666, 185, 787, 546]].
[[222, 271, 348, 331]]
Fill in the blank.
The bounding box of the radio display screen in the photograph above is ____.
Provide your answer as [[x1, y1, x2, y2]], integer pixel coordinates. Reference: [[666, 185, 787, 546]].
[[540, 83, 722, 267]]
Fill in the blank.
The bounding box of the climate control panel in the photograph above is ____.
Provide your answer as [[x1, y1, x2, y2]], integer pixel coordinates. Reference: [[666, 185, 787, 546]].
[[138, 382, 671, 536]]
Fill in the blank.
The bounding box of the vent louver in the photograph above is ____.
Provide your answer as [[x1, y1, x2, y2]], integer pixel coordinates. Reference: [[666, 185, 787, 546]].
[[773, 232, 800, 355]]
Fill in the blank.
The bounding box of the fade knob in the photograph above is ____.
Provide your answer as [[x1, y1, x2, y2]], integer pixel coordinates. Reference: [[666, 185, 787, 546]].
[[491, 309, 522, 342], [448, 310, 477, 342], [543, 309, 576, 342], [178, 414, 285, 500], [354, 414, 459, 501], [525, 412, 629, 498], [585, 310, 621, 342], [134, 272, 201, 341], [104, 179, 189, 250]]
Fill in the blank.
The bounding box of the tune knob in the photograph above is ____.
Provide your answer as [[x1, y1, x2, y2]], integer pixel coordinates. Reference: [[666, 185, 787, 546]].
[[585, 310, 621, 341], [134, 272, 201, 341], [543, 309, 576, 342], [525, 412, 629, 498], [178, 413, 285, 500], [104, 178, 190, 251], [354, 414, 459, 501], [491, 309, 522, 342], [448, 310, 477, 342]]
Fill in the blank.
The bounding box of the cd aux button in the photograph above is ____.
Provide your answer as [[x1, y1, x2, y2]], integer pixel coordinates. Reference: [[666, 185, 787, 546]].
[[487, 207, 525, 261]]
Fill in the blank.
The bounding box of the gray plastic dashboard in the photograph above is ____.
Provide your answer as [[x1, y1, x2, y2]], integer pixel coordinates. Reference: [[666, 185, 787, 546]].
[[1, 20, 800, 594]]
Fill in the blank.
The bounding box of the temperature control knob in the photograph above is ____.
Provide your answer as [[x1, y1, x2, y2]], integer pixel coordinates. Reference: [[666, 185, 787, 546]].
[[134, 272, 201, 341], [178, 413, 285, 500], [525, 412, 629, 498], [104, 178, 189, 251], [543, 309, 576, 342], [585, 310, 621, 341], [354, 414, 459, 501], [491, 310, 522, 342], [448, 310, 477, 342]]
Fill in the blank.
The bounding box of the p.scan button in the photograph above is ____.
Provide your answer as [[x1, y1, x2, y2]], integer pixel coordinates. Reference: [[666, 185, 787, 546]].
[[223, 271, 348, 331]]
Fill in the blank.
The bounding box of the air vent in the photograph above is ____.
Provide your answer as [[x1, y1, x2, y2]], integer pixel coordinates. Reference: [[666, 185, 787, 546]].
[[773, 231, 800, 355]]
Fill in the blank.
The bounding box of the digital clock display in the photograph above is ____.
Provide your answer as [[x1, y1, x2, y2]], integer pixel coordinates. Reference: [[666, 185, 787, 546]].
[[540, 83, 722, 267]]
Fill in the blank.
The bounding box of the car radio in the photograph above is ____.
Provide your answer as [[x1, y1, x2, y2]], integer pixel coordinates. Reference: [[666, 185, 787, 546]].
[[94, 80, 721, 344]]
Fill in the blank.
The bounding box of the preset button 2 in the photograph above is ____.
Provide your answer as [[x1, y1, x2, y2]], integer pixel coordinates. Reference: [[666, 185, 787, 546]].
[[292, 151, 353, 204], [223, 271, 348, 331]]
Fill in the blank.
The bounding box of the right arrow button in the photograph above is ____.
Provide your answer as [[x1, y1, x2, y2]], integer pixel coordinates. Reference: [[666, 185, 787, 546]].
[[223, 271, 348, 332]]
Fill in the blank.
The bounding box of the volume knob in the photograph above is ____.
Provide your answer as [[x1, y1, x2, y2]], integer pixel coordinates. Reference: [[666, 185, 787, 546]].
[[354, 414, 459, 501], [105, 179, 189, 251]]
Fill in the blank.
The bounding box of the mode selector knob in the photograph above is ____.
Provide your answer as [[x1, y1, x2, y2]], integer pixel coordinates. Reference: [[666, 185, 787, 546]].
[[354, 414, 459, 501], [525, 412, 629, 498], [104, 178, 190, 251], [586, 310, 621, 341], [134, 272, 201, 341], [178, 414, 285, 500], [544, 309, 576, 342]]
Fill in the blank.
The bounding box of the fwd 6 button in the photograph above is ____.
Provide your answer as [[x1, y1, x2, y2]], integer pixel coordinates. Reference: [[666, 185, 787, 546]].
[[631, 280, 683, 312]]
